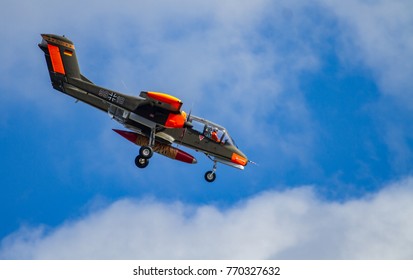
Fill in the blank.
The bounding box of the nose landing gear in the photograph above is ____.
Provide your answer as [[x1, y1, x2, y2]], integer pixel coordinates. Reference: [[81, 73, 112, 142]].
[[204, 171, 216, 182], [204, 161, 217, 182]]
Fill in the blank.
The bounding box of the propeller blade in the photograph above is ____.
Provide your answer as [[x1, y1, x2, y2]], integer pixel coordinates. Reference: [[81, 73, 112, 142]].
[[248, 160, 258, 166]]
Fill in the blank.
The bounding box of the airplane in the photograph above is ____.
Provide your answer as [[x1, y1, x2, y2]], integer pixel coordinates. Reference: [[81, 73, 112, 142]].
[[38, 34, 249, 182]]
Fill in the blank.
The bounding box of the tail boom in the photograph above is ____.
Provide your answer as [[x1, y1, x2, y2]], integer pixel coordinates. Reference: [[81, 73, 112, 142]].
[[38, 34, 140, 113]]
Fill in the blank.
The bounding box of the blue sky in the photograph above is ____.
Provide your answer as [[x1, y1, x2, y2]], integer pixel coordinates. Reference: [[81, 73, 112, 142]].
[[1, 0, 413, 259]]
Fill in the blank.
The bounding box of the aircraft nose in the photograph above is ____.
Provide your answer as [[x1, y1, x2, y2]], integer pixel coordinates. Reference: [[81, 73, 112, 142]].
[[230, 148, 248, 166]]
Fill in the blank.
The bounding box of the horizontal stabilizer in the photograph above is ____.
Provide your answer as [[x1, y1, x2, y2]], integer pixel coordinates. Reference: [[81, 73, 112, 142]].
[[80, 74, 94, 84]]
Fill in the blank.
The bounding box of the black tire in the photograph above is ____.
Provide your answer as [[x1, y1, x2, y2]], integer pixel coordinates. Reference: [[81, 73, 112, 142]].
[[139, 146, 153, 159], [135, 155, 149, 168], [204, 171, 216, 182]]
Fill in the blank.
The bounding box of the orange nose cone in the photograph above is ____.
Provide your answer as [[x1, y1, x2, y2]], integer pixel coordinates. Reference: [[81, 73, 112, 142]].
[[231, 153, 248, 166]]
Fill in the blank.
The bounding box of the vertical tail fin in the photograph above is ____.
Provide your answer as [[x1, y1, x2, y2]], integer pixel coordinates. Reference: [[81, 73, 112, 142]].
[[38, 34, 82, 91]]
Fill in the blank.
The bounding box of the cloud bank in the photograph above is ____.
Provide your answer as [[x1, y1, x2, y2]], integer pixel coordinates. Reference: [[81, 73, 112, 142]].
[[2, 177, 413, 259]]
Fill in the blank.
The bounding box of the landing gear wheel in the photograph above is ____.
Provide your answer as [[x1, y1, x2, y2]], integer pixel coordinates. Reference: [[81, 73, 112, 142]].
[[135, 155, 149, 168], [204, 171, 216, 182], [139, 146, 153, 159]]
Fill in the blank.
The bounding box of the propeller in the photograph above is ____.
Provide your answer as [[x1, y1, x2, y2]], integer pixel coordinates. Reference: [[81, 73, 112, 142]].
[[184, 108, 193, 128], [248, 160, 258, 166], [179, 108, 193, 145]]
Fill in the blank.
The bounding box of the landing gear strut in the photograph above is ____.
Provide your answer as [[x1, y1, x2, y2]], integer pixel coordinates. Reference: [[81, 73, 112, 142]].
[[135, 126, 156, 169], [204, 161, 217, 182]]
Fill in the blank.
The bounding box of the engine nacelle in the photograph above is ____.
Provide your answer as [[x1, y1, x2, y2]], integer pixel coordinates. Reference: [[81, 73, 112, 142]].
[[140, 91, 183, 112]]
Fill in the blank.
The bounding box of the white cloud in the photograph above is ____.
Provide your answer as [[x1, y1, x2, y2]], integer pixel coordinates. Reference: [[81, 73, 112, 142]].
[[2, 177, 413, 259]]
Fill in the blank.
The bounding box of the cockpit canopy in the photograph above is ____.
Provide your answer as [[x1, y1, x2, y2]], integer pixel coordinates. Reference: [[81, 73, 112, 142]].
[[188, 115, 237, 147]]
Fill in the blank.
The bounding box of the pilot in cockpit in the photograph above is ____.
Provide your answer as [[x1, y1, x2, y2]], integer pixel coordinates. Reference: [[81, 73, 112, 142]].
[[204, 125, 220, 142], [211, 128, 219, 142]]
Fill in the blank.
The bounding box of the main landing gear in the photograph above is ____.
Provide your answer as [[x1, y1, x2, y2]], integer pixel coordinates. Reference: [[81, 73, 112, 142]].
[[135, 127, 155, 169], [204, 161, 217, 183], [135, 146, 152, 168]]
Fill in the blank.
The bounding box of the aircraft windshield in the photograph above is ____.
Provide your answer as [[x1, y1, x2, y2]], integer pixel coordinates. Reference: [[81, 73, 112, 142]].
[[189, 115, 237, 147]]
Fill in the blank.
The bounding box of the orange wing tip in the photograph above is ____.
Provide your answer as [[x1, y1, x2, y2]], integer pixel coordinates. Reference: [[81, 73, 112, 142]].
[[231, 153, 248, 166], [147, 91, 182, 111]]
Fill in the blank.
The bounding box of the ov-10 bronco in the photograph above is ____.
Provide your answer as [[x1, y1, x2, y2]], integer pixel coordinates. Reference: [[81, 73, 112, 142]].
[[39, 34, 249, 182]]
